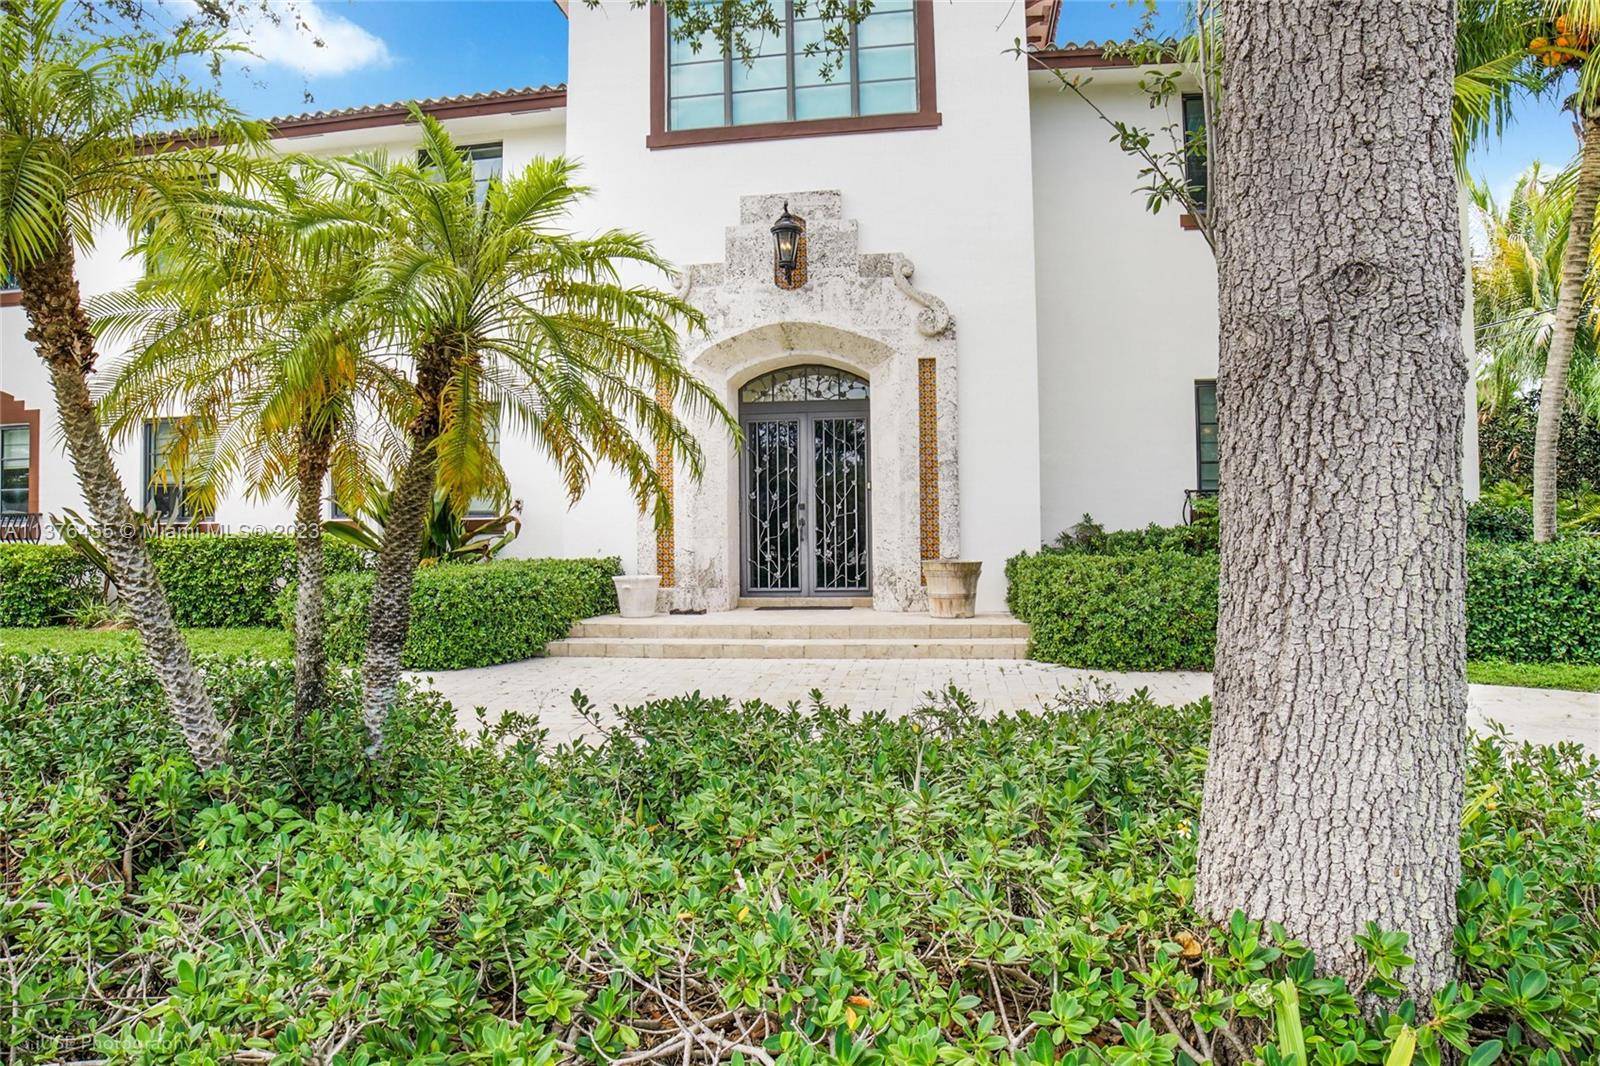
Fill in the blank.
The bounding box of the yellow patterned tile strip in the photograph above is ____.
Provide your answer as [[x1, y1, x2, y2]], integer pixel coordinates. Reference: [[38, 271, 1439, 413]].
[[655, 376, 675, 587], [918, 358, 939, 571]]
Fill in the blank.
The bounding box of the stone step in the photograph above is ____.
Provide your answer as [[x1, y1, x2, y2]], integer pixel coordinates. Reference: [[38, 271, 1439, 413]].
[[546, 636, 1030, 660], [572, 617, 1029, 640], [735, 596, 874, 608]]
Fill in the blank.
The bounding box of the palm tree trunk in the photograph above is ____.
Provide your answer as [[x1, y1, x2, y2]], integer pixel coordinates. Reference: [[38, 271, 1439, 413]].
[[1533, 103, 1600, 541], [359, 354, 447, 753], [292, 421, 334, 728], [18, 231, 228, 771]]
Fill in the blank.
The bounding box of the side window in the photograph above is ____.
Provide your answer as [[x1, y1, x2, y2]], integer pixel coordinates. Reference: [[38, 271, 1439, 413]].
[[420, 142, 503, 204], [1182, 93, 1208, 211], [468, 415, 502, 517], [1195, 380, 1218, 493], [1, 423, 31, 513], [144, 417, 197, 522]]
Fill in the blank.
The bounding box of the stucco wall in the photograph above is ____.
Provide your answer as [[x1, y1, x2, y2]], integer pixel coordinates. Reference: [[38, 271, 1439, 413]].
[[1029, 69, 1220, 540], [565, 1, 1042, 609]]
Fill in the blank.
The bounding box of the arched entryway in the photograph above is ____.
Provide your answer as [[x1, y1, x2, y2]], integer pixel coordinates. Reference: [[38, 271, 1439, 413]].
[[738, 365, 870, 597]]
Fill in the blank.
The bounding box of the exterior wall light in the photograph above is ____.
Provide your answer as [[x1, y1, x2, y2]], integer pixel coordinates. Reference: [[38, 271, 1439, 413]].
[[771, 202, 803, 284]]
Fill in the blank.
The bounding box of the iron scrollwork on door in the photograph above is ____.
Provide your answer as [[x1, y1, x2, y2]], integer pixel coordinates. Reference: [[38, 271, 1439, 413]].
[[740, 366, 870, 596]]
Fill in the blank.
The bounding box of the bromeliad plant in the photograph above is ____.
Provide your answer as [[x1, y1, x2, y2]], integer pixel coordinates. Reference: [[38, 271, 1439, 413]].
[[324, 488, 524, 564]]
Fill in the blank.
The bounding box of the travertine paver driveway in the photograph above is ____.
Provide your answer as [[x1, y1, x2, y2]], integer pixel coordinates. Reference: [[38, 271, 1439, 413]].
[[409, 657, 1600, 749]]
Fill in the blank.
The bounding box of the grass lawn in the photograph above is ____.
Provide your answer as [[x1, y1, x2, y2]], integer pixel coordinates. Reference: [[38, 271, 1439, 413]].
[[1465, 658, 1600, 692], [0, 626, 291, 659], [3, 626, 1598, 692]]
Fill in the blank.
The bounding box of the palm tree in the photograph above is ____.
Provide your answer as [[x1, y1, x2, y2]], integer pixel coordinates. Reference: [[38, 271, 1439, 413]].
[[1485, 1, 1600, 539], [296, 112, 734, 752], [92, 164, 411, 725], [0, 0, 263, 770], [1470, 162, 1600, 425]]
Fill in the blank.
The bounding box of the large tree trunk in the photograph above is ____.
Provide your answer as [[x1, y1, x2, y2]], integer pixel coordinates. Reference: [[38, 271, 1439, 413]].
[[359, 353, 447, 753], [292, 420, 334, 727], [1532, 104, 1600, 542], [18, 232, 229, 771], [1197, 0, 1467, 1003]]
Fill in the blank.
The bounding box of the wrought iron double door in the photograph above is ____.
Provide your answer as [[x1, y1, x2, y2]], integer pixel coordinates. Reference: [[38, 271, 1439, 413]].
[[741, 408, 870, 596]]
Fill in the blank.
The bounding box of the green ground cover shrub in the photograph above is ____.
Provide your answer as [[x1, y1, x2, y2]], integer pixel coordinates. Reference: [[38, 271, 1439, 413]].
[[2, 654, 1594, 1062], [1007, 551, 1219, 670], [297, 556, 621, 670], [0, 534, 364, 627]]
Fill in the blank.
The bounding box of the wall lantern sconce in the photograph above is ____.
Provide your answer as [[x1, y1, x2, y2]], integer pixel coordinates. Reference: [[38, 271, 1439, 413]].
[[771, 202, 805, 289]]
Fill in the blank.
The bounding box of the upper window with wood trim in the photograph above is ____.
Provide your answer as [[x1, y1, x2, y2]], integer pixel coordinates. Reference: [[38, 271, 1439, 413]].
[[1182, 93, 1208, 211], [650, 0, 939, 149]]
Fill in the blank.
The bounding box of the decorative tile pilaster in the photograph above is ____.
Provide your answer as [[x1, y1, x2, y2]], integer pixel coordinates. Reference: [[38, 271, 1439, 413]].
[[918, 357, 939, 571], [655, 376, 675, 587]]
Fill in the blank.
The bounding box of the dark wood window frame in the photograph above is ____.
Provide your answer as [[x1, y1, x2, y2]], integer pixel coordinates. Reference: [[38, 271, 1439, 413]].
[[0, 391, 40, 514], [143, 416, 200, 523], [647, 1, 940, 150], [1194, 379, 1218, 493]]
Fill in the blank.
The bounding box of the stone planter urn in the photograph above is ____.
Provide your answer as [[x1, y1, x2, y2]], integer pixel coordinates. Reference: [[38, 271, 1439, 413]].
[[612, 574, 661, 619], [922, 559, 982, 619]]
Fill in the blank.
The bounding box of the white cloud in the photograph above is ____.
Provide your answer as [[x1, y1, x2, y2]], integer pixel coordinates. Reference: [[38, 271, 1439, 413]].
[[224, 1, 393, 78]]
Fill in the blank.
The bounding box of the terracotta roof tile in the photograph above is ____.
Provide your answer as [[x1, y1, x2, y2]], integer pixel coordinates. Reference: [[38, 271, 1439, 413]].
[[267, 84, 567, 137]]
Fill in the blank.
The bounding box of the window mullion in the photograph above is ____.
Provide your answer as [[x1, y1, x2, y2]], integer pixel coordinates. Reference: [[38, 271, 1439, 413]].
[[785, 1, 796, 121], [848, 17, 860, 117]]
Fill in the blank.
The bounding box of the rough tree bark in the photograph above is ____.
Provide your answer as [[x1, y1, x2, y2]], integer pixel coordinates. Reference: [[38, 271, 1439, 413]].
[[359, 350, 448, 752], [292, 420, 334, 727], [1533, 104, 1600, 542], [1197, 0, 1468, 1002], [18, 231, 230, 771]]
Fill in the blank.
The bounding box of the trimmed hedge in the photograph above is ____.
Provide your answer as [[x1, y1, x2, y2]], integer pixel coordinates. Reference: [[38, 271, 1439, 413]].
[[1467, 539, 1600, 663], [148, 534, 365, 628], [0, 544, 99, 627], [1006, 550, 1219, 670], [1010, 536, 1600, 669], [302, 556, 621, 670], [0, 534, 365, 628]]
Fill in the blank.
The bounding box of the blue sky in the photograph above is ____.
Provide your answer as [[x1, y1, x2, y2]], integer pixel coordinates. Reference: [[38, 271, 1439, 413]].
[[204, 0, 1574, 197]]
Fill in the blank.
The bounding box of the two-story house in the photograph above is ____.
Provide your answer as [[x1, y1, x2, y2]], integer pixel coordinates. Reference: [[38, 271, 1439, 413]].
[[0, 1, 1476, 612]]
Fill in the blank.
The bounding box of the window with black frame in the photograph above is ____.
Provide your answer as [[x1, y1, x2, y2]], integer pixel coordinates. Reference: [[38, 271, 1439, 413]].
[[143, 417, 197, 522], [667, 0, 918, 131], [1182, 93, 1208, 211], [1195, 380, 1218, 493], [1, 424, 30, 513]]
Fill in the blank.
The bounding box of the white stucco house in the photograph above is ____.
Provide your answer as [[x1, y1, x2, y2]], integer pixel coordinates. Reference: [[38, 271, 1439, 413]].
[[0, 0, 1476, 614]]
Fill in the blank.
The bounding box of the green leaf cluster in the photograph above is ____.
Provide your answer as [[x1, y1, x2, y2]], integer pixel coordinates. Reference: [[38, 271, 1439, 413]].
[[2, 654, 1595, 1062]]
